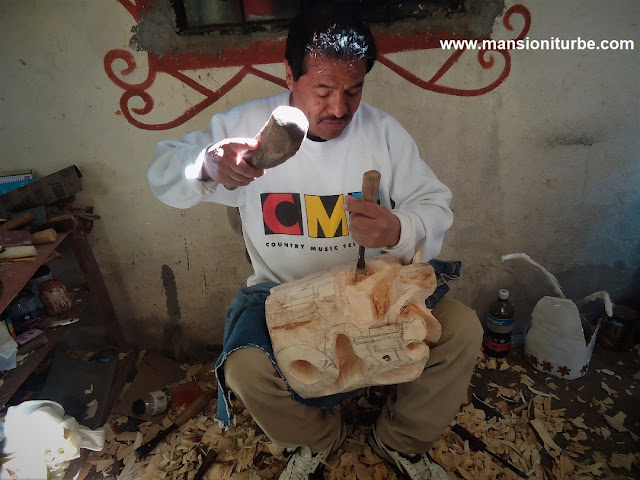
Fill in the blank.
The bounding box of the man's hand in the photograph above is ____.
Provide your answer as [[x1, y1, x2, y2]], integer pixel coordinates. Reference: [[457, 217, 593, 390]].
[[202, 138, 264, 187], [343, 196, 401, 248]]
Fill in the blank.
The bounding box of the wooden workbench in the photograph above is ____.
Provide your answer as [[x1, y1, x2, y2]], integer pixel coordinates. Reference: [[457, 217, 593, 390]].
[[0, 227, 135, 414]]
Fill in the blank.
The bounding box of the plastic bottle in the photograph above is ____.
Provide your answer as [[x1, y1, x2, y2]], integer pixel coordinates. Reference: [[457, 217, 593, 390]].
[[483, 289, 515, 358], [132, 381, 203, 416]]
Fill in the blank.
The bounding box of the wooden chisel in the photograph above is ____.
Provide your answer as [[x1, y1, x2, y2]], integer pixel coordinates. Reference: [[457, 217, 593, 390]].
[[451, 424, 529, 479], [134, 393, 209, 458], [354, 170, 381, 279]]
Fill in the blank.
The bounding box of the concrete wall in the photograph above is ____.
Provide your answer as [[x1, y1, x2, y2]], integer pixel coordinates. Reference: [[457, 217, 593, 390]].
[[1, 0, 637, 360]]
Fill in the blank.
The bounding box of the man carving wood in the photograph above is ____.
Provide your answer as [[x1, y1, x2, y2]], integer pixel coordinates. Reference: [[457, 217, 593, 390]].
[[147, 5, 483, 479]]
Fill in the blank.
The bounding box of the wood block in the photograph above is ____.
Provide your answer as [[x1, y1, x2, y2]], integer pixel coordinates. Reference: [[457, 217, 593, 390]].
[[31, 228, 57, 245], [0, 245, 37, 260], [266, 254, 442, 398]]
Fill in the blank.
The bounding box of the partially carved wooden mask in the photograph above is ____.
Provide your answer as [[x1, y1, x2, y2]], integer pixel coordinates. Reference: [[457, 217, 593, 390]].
[[266, 254, 442, 398]]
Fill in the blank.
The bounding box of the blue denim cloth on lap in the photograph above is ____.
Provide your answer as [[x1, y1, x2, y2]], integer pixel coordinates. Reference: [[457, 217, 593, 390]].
[[214, 282, 358, 426], [215, 260, 461, 427], [426, 259, 461, 308]]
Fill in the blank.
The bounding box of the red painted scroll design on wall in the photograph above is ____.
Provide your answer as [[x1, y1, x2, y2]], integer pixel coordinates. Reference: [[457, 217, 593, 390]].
[[377, 4, 531, 96], [105, 1, 531, 130]]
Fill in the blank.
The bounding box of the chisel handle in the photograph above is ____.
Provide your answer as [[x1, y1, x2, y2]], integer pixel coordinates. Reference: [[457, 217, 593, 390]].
[[0, 212, 36, 231], [354, 170, 381, 276], [361, 170, 381, 204], [134, 423, 177, 458], [173, 393, 209, 427]]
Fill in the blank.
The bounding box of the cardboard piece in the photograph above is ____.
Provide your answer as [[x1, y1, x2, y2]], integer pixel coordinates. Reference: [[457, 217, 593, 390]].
[[0, 165, 82, 217], [37, 349, 116, 430], [114, 351, 186, 423]]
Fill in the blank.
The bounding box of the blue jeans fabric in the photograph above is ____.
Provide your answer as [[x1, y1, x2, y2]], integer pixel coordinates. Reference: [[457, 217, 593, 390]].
[[426, 259, 461, 308], [215, 260, 461, 426]]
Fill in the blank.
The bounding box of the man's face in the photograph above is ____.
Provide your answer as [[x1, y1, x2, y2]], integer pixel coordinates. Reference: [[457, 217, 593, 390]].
[[286, 54, 367, 140]]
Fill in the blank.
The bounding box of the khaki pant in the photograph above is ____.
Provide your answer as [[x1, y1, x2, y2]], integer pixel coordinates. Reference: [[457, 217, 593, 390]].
[[224, 295, 482, 454]]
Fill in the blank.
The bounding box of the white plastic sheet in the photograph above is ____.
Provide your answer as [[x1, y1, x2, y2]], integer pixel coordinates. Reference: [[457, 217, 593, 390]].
[[2, 400, 105, 479], [0, 321, 17, 371], [502, 253, 609, 380]]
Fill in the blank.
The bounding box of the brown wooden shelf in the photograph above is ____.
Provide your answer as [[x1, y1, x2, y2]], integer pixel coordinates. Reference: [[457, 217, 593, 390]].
[[0, 225, 130, 410], [0, 230, 70, 313], [0, 324, 73, 407]]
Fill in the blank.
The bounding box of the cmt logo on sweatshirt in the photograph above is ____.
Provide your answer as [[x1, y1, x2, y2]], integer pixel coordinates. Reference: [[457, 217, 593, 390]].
[[262, 192, 360, 238]]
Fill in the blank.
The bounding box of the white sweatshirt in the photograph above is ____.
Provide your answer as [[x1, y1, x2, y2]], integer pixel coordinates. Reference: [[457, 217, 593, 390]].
[[148, 92, 453, 286]]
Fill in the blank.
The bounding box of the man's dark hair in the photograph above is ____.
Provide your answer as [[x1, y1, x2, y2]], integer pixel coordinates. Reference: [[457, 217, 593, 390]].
[[285, 5, 377, 82]]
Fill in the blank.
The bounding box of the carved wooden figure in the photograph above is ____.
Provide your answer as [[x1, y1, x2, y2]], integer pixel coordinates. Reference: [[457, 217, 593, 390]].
[[265, 254, 442, 398]]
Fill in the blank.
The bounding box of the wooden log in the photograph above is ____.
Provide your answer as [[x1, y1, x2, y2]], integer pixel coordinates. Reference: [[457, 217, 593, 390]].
[[46, 213, 77, 232], [265, 254, 442, 398], [0, 212, 36, 231], [31, 228, 57, 245], [0, 245, 37, 260]]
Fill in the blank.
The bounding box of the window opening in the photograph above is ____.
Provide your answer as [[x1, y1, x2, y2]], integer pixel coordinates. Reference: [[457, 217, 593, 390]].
[[171, 0, 465, 35]]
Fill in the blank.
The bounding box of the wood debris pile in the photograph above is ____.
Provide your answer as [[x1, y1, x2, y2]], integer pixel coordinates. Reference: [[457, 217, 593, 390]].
[[451, 352, 640, 479], [80, 398, 290, 480], [78, 351, 639, 479]]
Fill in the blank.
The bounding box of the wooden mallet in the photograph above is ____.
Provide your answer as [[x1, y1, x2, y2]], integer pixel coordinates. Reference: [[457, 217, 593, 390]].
[[225, 105, 309, 190]]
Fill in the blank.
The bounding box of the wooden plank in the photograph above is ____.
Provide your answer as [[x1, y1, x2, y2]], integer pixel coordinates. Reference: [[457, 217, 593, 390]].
[[0, 325, 70, 407], [69, 229, 128, 350], [100, 347, 139, 424], [0, 230, 70, 313], [62, 348, 138, 480]]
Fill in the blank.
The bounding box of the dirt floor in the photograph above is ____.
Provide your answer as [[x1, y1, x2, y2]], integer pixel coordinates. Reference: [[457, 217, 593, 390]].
[[472, 344, 639, 463], [66, 342, 640, 480]]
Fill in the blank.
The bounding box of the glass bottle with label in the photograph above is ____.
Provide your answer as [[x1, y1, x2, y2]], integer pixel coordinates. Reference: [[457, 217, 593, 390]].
[[483, 289, 515, 358], [132, 381, 203, 416], [38, 279, 72, 316]]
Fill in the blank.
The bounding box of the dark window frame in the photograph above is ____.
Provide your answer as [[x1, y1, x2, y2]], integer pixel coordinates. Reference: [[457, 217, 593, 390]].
[[171, 0, 465, 35]]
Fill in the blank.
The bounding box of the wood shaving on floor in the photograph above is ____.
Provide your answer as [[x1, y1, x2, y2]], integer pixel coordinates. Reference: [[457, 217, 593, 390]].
[[78, 352, 639, 480]]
